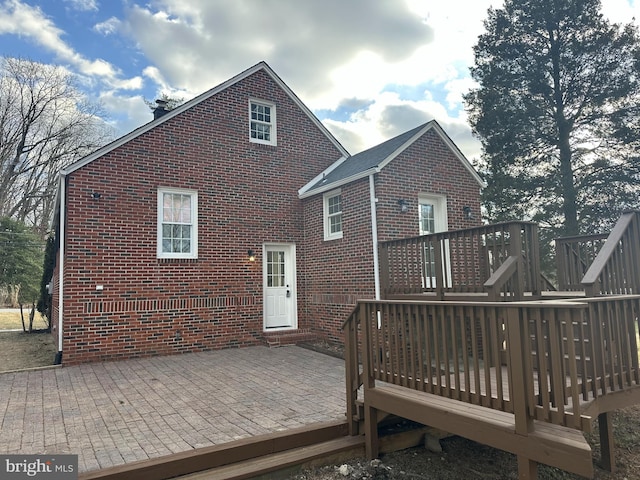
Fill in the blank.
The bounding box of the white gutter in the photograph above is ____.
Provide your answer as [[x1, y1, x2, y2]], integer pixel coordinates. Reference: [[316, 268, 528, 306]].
[[57, 176, 66, 354], [369, 174, 381, 300]]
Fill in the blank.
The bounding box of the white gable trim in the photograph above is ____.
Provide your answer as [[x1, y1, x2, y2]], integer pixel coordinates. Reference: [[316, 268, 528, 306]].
[[298, 155, 349, 198], [299, 167, 379, 199], [376, 121, 485, 188]]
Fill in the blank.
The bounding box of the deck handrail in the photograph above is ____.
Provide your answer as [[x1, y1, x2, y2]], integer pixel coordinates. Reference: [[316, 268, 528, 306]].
[[379, 221, 540, 300], [555, 233, 609, 291], [343, 303, 362, 435], [344, 296, 640, 435], [582, 211, 640, 296]]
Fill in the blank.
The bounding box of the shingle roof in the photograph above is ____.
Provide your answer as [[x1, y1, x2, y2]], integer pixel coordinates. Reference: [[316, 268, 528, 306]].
[[304, 123, 427, 193], [299, 120, 484, 198]]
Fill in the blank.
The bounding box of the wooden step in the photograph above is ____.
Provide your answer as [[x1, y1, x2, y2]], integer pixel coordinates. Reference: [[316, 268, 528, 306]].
[[78, 420, 348, 480], [177, 435, 365, 480], [365, 383, 593, 478]]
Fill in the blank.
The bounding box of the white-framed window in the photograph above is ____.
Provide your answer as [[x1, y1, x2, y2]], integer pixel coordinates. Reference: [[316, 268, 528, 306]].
[[323, 189, 343, 241], [157, 188, 198, 259], [249, 99, 276, 145]]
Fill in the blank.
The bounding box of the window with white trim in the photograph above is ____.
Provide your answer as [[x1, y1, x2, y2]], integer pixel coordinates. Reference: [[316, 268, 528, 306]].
[[157, 188, 198, 259], [323, 189, 343, 240], [249, 100, 276, 145]]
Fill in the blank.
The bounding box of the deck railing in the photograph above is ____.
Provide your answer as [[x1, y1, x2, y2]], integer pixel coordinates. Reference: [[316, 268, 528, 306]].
[[582, 211, 640, 296], [378, 222, 540, 300], [343, 297, 640, 435], [556, 233, 609, 291]]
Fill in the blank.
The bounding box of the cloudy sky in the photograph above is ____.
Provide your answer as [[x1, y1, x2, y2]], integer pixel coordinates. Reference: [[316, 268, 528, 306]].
[[1, 0, 638, 163]]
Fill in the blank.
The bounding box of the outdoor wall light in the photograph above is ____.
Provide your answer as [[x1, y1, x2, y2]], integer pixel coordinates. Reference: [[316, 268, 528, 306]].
[[91, 192, 101, 199], [398, 199, 409, 213], [463, 206, 473, 220], [248, 249, 256, 262]]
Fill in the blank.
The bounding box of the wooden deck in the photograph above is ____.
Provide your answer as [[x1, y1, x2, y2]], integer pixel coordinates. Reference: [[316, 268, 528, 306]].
[[343, 212, 640, 478], [344, 295, 640, 479]]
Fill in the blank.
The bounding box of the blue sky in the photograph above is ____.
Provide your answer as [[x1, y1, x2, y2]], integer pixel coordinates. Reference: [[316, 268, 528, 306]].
[[1, 0, 638, 162]]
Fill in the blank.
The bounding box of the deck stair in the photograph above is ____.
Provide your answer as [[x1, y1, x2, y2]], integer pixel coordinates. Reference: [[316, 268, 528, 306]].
[[78, 419, 439, 480], [176, 435, 364, 479], [78, 421, 351, 480], [365, 383, 593, 478]]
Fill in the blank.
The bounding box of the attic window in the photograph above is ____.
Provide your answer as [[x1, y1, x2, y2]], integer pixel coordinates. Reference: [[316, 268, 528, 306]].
[[323, 189, 343, 241], [249, 100, 276, 146]]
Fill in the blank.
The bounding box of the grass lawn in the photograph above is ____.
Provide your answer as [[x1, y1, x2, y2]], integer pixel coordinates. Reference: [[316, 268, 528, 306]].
[[0, 309, 49, 330]]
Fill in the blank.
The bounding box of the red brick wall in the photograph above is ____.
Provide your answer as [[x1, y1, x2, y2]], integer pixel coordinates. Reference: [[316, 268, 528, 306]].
[[375, 128, 482, 241], [303, 127, 482, 342], [54, 69, 344, 364], [301, 178, 376, 343]]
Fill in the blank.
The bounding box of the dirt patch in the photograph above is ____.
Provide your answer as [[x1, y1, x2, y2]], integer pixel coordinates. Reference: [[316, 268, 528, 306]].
[[0, 330, 57, 372], [299, 341, 640, 480], [291, 408, 640, 480]]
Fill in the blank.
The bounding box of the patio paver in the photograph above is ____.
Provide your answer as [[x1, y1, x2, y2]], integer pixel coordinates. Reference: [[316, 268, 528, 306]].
[[0, 346, 346, 473]]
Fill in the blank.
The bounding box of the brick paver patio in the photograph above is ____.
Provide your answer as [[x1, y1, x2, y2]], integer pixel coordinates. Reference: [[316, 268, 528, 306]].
[[0, 346, 346, 473]]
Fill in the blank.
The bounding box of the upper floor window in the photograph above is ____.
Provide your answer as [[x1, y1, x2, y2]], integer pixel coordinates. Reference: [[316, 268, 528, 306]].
[[323, 189, 343, 241], [250, 100, 276, 146], [157, 188, 198, 259]]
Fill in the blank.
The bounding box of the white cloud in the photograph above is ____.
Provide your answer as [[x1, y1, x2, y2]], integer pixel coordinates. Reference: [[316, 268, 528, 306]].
[[0, 0, 149, 100], [99, 90, 152, 132], [602, 0, 640, 22], [64, 0, 98, 12], [94, 17, 120, 36], [1, 0, 637, 167], [119, 0, 433, 102], [323, 91, 481, 160]]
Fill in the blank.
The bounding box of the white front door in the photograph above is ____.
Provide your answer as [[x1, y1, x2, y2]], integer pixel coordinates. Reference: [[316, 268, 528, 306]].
[[263, 244, 297, 329]]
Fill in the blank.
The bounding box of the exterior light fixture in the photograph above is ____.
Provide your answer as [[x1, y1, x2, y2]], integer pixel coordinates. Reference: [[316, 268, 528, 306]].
[[248, 249, 256, 262], [463, 206, 473, 220], [398, 199, 409, 213]]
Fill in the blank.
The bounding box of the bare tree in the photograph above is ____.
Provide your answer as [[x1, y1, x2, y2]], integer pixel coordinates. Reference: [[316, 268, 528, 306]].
[[0, 57, 114, 236]]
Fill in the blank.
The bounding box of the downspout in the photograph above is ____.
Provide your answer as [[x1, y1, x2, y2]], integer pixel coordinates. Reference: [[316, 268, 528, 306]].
[[369, 174, 381, 300], [56, 176, 66, 363]]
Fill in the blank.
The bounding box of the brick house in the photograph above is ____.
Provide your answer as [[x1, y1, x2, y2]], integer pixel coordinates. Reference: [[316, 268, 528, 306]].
[[50, 62, 484, 365]]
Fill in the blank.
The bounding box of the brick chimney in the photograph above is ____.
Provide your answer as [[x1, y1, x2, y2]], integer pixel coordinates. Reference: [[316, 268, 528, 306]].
[[153, 99, 169, 120]]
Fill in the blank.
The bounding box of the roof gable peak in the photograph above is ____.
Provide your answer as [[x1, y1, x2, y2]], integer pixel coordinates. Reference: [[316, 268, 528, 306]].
[[61, 61, 347, 176]]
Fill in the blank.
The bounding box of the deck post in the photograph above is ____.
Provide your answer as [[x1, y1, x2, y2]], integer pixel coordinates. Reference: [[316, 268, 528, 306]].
[[598, 412, 615, 472], [364, 402, 379, 460], [362, 303, 379, 459], [517, 455, 538, 479], [344, 305, 360, 436], [508, 223, 525, 300], [508, 306, 538, 478], [505, 306, 534, 435]]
